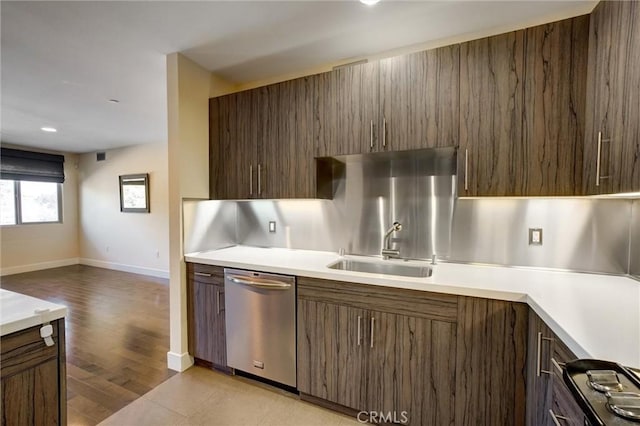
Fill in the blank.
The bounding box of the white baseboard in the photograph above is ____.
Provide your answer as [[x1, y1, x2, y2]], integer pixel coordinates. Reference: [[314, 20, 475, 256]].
[[167, 351, 194, 372], [79, 258, 170, 279], [0, 258, 80, 276]]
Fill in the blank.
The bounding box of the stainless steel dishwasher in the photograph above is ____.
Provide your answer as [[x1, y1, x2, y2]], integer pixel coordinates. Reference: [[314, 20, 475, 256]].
[[224, 268, 296, 388]]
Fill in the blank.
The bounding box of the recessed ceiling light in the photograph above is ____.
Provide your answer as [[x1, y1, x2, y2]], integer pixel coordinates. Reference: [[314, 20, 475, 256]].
[[360, 0, 380, 5], [109, 99, 120, 103], [41, 127, 57, 133]]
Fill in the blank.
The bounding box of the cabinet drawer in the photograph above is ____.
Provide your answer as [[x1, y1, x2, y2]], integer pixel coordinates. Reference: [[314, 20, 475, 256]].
[[1, 322, 60, 378], [298, 276, 458, 322], [188, 263, 225, 285], [551, 373, 585, 426]]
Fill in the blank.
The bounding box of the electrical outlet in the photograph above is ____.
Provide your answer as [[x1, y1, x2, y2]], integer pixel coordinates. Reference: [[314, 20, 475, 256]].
[[268, 221, 276, 233], [529, 228, 543, 245], [155, 250, 160, 258]]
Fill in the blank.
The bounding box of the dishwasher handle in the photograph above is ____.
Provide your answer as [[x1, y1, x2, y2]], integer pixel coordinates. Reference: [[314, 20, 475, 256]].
[[226, 275, 292, 290]]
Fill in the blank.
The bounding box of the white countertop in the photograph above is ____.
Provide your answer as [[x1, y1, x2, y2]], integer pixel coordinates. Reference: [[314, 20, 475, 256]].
[[186, 245, 640, 367], [0, 289, 67, 336]]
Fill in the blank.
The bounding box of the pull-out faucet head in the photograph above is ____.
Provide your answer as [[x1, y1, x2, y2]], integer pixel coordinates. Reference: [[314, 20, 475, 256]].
[[382, 221, 403, 259]]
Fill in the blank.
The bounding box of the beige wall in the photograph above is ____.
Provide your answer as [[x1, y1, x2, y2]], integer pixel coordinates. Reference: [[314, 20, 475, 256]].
[[0, 151, 80, 276], [78, 143, 169, 278], [167, 53, 235, 371]]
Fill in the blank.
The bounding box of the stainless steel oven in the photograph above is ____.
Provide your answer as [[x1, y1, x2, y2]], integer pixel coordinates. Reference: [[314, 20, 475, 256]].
[[224, 268, 296, 388]]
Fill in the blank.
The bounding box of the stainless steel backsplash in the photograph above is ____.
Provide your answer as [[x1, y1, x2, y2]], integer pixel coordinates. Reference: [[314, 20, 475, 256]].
[[184, 196, 637, 276], [183, 199, 237, 253], [451, 198, 632, 274], [631, 200, 640, 278]]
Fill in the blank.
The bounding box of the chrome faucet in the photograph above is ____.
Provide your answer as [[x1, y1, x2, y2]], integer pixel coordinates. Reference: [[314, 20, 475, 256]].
[[381, 221, 402, 259]]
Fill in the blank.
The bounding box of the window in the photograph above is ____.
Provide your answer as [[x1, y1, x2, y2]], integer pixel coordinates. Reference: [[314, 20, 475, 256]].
[[0, 147, 65, 225], [0, 180, 62, 225]]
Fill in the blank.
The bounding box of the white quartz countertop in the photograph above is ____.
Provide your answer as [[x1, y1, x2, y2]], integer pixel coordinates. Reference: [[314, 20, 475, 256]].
[[186, 246, 640, 367], [0, 289, 67, 336]]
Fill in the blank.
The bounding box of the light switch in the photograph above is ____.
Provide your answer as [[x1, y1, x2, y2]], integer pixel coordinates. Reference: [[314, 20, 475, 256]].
[[268, 221, 276, 233], [529, 228, 543, 245]]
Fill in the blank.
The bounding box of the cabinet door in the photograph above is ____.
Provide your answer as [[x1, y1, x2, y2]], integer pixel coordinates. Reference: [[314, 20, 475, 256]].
[[523, 16, 589, 196], [460, 30, 526, 196], [210, 93, 258, 199], [584, 0, 640, 194], [261, 77, 315, 199], [367, 311, 456, 426], [187, 266, 227, 367], [379, 45, 460, 152], [526, 311, 553, 426], [297, 299, 367, 410], [315, 62, 379, 157]]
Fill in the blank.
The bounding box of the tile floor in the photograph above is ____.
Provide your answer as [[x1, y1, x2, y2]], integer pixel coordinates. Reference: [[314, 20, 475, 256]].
[[99, 366, 360, 426]]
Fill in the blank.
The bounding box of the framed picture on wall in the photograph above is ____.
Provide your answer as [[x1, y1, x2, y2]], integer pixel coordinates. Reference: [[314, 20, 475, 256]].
[[119, 173, 150, 213]]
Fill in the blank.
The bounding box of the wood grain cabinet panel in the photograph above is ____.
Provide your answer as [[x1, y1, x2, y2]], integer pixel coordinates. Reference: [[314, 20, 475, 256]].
[[584, 0, 640, 194], [314, 62, 379, 157], [455, 297, 528, 426], [526, 308, 584, 426], [187, 263, 227, 368], [380, 45, 460, 152], [1, 319, 66, 426], [523, 16, 590, 196], [459, 30, 526, 196]]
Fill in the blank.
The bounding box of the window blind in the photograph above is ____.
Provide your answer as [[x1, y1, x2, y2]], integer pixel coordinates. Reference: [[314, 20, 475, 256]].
[[0, 148, 65, 183]]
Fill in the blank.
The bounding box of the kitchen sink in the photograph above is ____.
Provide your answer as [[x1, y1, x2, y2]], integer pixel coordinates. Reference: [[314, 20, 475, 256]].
[[327, 259, 432, 278]]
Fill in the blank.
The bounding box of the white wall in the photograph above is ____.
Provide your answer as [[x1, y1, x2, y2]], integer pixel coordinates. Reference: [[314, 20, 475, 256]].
[[166, 52, 236, 372], [0, 151, 80, 276], [78, 143, 169, 278]]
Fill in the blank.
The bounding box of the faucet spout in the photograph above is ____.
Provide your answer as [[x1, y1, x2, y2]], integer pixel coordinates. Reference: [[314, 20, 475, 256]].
[[382, 221, 402, 259]]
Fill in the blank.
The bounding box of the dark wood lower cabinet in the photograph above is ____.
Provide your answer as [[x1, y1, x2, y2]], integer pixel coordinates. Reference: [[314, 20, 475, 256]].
[[1, 319, 66, 426], [526, 308, 585, 426], [187, 263, 227, 369], [297, 277, 528, 426]]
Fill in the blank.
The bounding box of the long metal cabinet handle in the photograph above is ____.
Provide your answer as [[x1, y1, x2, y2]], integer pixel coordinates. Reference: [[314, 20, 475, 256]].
[[370, 120, 374, 149], [551, 357, 565, 375], [216, 289, 221, 315], [595, 131, 611, 187], [536, 332, 555, 376], [227, 275, 291, 290], [257, 164, 262, 196], [357, 316, 362, 346], [370, 317, 375, 348], [382, 118, 387, 148], [194, 272, 212, 277], [249, 164, 254, 195], [549, 410, 569, 426], [464, 149, 469, 191]]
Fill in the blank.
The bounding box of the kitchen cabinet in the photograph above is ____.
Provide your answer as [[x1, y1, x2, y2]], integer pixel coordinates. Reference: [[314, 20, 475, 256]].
[[379, 45, 460, 152], [209, 75, 316, 199], [460, 16, 589, 196], [186, 263, 227, 369], [583, 0, 640, 194], [526, 309, 585, 426], [315, 45, 460, 157], [1, 319, 66, 426], [298, 277, 527, 426], [523, 15, 590, 196], [314, 61, 379, 157]]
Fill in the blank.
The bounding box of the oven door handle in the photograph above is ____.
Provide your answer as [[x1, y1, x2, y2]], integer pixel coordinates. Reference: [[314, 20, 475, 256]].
[[226, 275, 292, 290]]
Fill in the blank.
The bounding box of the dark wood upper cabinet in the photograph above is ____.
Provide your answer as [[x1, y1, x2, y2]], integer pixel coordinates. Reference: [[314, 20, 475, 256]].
[[460, 16, 589, 197], [523, 16, 590, 196], [459, 30, 526, 196], [210, 76, 316, 199], [379, 45, 460, 151], [584, 0, 640, 194], [314, 61, 379, 157]]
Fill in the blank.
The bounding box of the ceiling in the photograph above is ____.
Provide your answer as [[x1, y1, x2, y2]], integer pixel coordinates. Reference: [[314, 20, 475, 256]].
[[1, 1, 596, 154]]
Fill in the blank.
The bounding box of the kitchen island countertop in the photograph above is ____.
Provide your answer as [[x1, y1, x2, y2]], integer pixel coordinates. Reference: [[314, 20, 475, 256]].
[[0, 288, 67, 336], [186, 245, 640, 367]]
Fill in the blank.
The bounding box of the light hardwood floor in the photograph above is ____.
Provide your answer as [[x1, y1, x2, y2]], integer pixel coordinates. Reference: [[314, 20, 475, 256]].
[[1, 265, 175, 425]]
